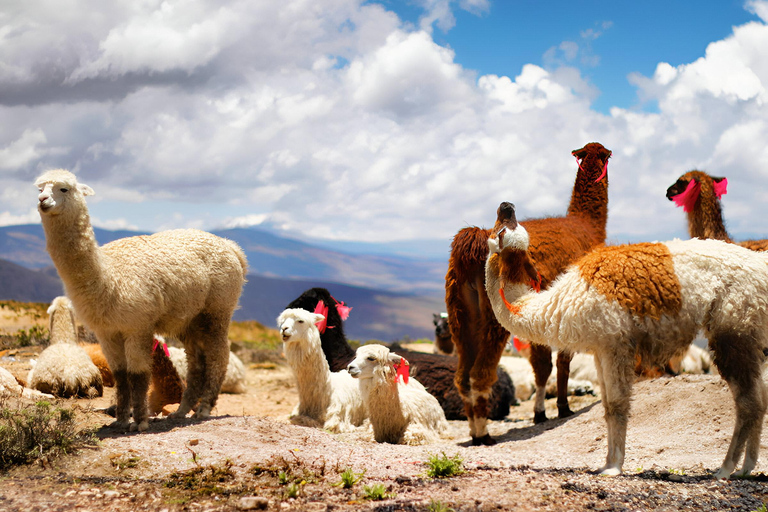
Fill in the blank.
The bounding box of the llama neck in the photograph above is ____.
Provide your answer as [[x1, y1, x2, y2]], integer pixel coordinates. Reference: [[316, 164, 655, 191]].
[[41, 209, 109, 296], [567, 158, 608, 242], [361, 371, 407, 442], [49, 309, 78, 345], [285, 338, 332, 417], [485, 258, 551, 344], [687, 193, 732, 242]]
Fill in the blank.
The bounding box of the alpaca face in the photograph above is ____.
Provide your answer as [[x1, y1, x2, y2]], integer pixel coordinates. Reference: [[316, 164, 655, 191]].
[[347, 344, 402, 380], [277, 309, 324, 343], [35, 170, 94, 217]]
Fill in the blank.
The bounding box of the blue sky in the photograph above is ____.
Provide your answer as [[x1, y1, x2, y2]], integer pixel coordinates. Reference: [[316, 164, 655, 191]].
[[2, 0, 768, 250]]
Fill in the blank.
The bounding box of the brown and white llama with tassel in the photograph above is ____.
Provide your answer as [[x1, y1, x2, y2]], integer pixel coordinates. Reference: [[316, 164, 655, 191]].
[[667, 170, 768, 251], [445, 142, 612, 445], [485, 201, 768, 478]]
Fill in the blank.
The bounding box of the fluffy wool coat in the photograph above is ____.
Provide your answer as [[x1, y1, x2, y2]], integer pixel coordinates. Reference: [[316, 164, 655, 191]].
[[278, 308, 366, 433], [348, 344, 448, 445], [486, 202, 768, 478], [35, 170, 247, 432]]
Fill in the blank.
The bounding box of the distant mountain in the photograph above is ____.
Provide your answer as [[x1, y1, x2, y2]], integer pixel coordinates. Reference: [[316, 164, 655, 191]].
[[0, 225, 447, 295], [0, 259, 64, 303]]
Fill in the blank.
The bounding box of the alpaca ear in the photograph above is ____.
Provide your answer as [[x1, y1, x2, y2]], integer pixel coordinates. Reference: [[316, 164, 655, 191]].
[[488, 237, 500, 254], [78, 183, 95, 196], [524, 257, 542, 292], [571, 147, 587, 159], [388, 352, 404, 365], [313, 313, 326, 324]]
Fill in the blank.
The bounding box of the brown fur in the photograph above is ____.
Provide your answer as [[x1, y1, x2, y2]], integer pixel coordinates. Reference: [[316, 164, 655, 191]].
[[147, 342, 185, 416], [446, 142, 611, 440], [83, 343, 115, 387], [667, 170, 768, 251], [577, 243, 682, 320]]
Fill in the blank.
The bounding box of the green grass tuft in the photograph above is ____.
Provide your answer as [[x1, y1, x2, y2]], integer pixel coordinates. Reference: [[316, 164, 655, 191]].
[[425, 452, 464, 478]]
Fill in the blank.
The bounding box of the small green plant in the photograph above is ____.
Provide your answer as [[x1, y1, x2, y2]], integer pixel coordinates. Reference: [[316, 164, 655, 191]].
[[109, 454, 141, 470], [0, 399, 88, 470], [363, 483, 393, 500], [428, 499, 455, 512], [669, 468, 686, 476], [284, 482, 301, 499], [333, 467, 366, 488], [425, 452, 464, 478], [751, 504, 767, 512], [278, 470, 290, 485], [13, 325, 49, 347], [164, 460, 236, 495]]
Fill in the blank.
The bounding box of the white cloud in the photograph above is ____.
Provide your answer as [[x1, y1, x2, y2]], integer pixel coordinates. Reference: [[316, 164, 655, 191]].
[[0, 0, 767, 248], [0, 208, 40, 227]]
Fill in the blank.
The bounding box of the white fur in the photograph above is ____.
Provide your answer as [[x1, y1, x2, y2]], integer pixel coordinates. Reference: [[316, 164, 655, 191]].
[[347, 344, 448, 445], [487, 230, 768, 478], [0, 366, 52, 400], [278, 308, 366, 433], [27, 296, 103, 398], [166, 345, 247, 394], [35, 170, 247, 432]]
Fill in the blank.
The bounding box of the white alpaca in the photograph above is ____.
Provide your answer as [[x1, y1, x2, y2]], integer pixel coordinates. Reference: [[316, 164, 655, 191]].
[[347, 344, 448, 445], [35, 170, 247, 432], [0, 366, 53, 400], [166, 345, 247, 394], [27, 296, 103, 398], [278, 308, 366, 433], [485, 201, 768, 478]]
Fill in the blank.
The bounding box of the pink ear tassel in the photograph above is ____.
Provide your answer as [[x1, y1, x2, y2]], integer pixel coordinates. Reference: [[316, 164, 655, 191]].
[[313, 300, 329, 334], [713, 178, 728, 200], [332, 296, 352, 321], [671, 179, 701, 213], [595, 159, 608, 183]]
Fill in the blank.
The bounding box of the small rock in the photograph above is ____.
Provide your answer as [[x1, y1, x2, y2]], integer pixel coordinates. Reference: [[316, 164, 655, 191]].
[[189, 439, 199, 446], [238, 496, 269, 510], [103, 490, 120, 499]]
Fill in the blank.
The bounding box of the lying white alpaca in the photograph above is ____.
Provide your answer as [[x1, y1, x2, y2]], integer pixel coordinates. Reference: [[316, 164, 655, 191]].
[[0, 366, 53, 399], [166, 345, 247, 394], [485, 201, 768, 478], [278, 308, 366, 432], [27, 296, 103, 398], [35, 170, 247, 432], [347, 344, 448, 445]]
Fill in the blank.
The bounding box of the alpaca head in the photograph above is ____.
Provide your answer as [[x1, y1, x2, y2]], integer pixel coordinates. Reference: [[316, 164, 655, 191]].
[[666, 170, 728, 212], [572, 142, 612, 182], [277, 308, 325, 345], [433, 313, 450, 339], [487, 202, 540, 293], [347, 344, 407, 383], [47, 295, 77, 345], [35, 170, 94, 219]]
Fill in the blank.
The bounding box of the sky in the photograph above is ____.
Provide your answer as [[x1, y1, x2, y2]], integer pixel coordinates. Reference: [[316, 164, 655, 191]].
[[2, 0, 768, 251]]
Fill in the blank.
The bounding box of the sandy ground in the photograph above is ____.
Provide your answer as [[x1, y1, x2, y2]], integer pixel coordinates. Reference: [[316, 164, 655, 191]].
[[1, 344, 768, 511]]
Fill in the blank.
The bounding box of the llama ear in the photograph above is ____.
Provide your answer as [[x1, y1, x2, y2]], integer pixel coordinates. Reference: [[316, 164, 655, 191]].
[[488, 237, 500, 254], [78, 183, 95, 196], [571, 147, 587, 159], [524, 257, 542, 291], [388, 352, 404, 364]]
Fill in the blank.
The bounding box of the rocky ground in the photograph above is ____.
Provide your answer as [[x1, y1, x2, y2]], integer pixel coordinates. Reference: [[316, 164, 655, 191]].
[[1, 342, 768, 511]]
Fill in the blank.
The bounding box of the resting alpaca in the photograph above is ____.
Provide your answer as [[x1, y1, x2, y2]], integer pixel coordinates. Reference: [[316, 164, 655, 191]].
[[27, 296, 103, 398], [347, 344, 448, 445], [278, 308, 366, 432], [166, 346, 247, 394], [446, 142, 612, 444], [486, 201, 768, 478], [432, 313, 454, 355], [667, 170, 768, 251], [287, 287, 515, 421], [35, 170, 247, 432]]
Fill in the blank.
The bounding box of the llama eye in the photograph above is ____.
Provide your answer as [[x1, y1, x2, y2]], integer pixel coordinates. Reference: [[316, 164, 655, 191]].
[[297, 320, 304, 324], [367, 356, 375, 361], [60, 188, 69, 193]]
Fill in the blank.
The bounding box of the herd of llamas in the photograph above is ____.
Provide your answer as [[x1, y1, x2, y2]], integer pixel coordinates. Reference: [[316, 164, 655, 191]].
[[1, 150, 766, 479]]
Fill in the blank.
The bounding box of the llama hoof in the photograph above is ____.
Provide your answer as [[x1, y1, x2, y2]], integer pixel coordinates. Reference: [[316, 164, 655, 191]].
[[129, 420, 149, 432], [167, 411, 187, 420], [533, 411, 548, 424], [471, 434, 497, 446], [713, 467, 733, 480], [596, 465, 622, 476], [557, 406, 574, 419]]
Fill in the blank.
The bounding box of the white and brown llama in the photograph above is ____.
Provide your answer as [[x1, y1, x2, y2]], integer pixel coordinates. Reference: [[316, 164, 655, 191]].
[[445, 142, 612, 445], [485, 201, 768, 478]]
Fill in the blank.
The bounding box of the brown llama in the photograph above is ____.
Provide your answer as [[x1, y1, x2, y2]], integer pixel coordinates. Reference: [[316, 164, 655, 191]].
[[446, 142, 611, 445], [667, 170, 768, 251]]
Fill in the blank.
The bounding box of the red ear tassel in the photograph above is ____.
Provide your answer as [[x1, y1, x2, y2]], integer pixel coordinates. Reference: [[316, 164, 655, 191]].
[[499, 287, 522, 315], [394, 357, 410, 384], [530, 272, 542, 293]]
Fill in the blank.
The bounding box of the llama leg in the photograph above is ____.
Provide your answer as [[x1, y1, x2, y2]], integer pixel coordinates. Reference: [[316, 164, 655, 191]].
[[99, 334, 131, 429], [556, 349, 574, 418], [468, 322, 507, 446], [192, 315, 230, 419], [170, 342, 205, 418], [594, 352, 633, 476], [710, 332, 767, 478], [453, 326, 478, 439], [125, 334, 153, 432], [529, 343, 553, 424]]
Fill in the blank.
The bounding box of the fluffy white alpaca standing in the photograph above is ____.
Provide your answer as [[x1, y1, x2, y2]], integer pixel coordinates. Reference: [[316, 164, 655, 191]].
[[35, 170, 247, 432], [485, 202, 768, 478], [347, 344, 448, 445], [27, 296, 103, 398], [278, 308, 366, 432]]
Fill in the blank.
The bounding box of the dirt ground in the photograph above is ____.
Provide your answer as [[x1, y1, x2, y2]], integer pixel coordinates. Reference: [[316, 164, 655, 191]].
[[2, 343, 768, 511]]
